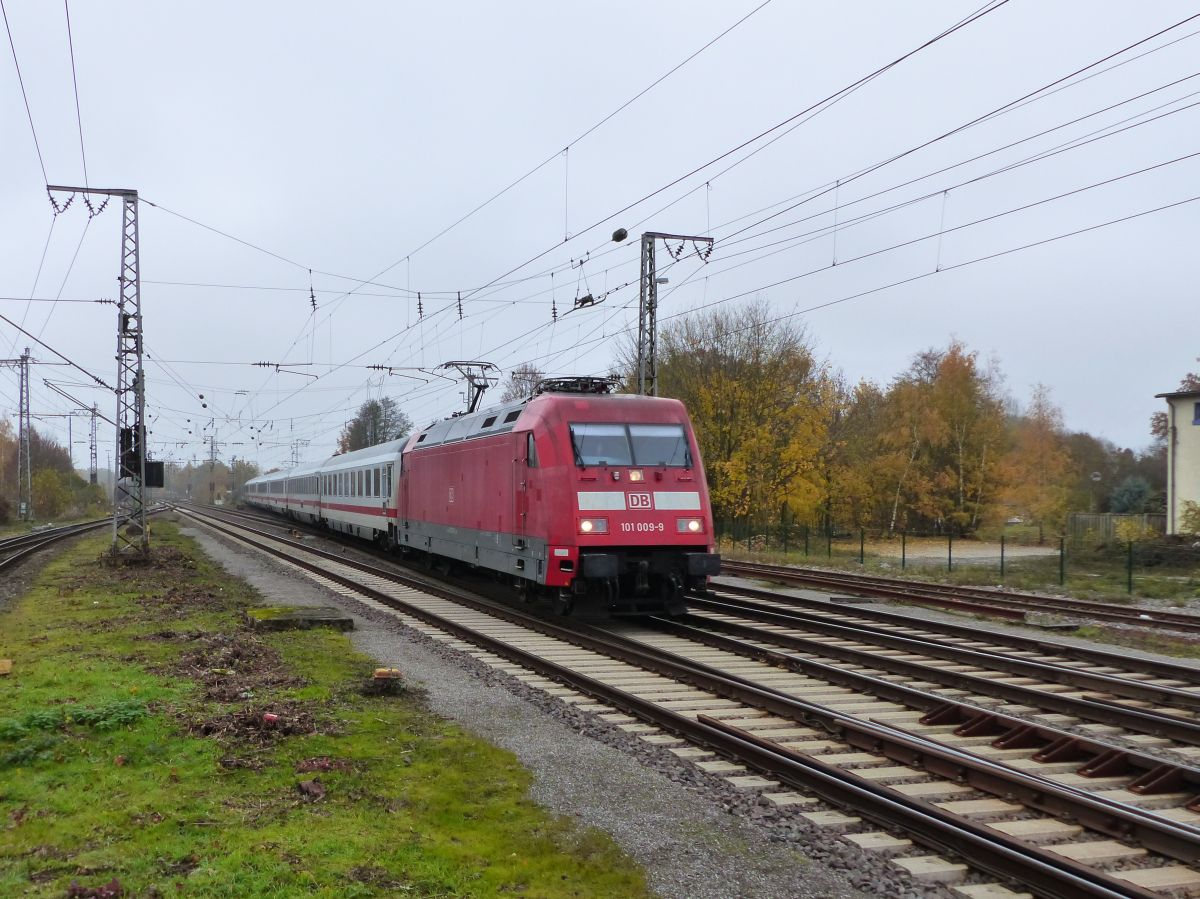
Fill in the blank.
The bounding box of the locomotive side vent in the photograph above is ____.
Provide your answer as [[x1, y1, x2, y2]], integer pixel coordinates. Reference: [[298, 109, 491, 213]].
[[534, 376, 619, 396]]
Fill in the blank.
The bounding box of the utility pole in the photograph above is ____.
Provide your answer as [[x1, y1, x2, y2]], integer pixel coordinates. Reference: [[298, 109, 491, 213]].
[[208, 432, 218, 505], [1, 349, 34, 520], [48, 184, 150, 556], [89, 405, 98, 485], [42, 381, 112, 487], [18, 347, 31, 521], [633, 232, 712, 396]]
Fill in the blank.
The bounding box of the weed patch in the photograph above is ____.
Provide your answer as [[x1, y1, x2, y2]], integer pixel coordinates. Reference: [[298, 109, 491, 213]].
[[0, 522, 650, 898]]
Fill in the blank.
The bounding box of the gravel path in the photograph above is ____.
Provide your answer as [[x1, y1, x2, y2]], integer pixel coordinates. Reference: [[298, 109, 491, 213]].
[[180, 525, 878, 899]]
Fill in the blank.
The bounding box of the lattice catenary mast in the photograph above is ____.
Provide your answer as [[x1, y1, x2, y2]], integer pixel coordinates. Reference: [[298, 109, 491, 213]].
[[1, 349, 33, 520], [48, 185, 149, 555], [621, 231, 713, 397]]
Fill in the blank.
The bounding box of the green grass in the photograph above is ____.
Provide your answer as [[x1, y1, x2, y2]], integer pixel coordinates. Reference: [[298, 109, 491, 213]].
[[0, 523, 652, 898], [1073, 625, 1200, 660]]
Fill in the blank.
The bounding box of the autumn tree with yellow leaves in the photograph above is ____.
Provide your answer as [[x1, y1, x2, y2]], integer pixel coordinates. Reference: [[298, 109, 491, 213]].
[[651, 301, 834, 528], [999, 384, 1072, 541], [611, 310, 1139, 540]]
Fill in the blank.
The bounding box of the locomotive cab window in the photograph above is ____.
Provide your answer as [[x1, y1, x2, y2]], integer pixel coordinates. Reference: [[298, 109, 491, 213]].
[[526, 432, 539, 468], [569, 423, 632, 467], [630, 424, 691, 467]]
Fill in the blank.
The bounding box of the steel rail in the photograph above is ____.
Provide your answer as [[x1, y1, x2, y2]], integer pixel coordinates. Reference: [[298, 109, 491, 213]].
[[176, 505, 1199, 892], [699, 717, 1157, 899], [640, 615, 1200, 803], [0, 519, 113, 572], [721, 559, 1200, 634], [687, 595, 1200, 728], [710, 578, 1200, 684]]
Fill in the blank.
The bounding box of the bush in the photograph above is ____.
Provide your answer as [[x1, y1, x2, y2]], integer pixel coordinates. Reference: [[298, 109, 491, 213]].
[[1182, 501, 1200, 537]]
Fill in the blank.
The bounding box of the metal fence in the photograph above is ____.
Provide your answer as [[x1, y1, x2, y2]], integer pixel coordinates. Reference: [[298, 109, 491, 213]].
[[714, 519, 1200, 598], [1066, 512, 1165, 545]]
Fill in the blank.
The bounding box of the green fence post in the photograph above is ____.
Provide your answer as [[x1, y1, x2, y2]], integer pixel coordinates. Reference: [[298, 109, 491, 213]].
[[859, 528, 865, 565], [1127, 540, 1134, 594], [746, 518, 752, 553], [804, 525, 810, 557], [901, 531, 906, 570], [782, 518, 788, 555], [948, 532, 953, 573], [827, 528, 832, 559], [1000, 534, 1005, 581], [1059, 536, 1065, 587]]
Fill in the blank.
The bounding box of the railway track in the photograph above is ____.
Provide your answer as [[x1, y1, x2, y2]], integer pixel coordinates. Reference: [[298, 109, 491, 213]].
[[0, 519, 112, 572], [720, 559, 1200, 635], [174, 504, 1200, 897]]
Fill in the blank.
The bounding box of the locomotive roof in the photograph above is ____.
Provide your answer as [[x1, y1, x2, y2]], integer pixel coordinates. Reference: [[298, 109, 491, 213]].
[[408, 391, 686, 451]]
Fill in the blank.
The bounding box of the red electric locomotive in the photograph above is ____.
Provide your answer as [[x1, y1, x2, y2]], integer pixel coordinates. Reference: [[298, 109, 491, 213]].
[[243, 379, 720, 615], [396, 378, 720, 614]]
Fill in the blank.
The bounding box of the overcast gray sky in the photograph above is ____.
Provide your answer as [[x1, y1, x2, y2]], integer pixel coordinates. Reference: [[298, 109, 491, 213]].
[[2, 1, 1197, 473]]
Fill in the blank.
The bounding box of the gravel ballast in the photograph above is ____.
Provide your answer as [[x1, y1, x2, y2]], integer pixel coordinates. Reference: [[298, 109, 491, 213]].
[[179, 524, 883, 899]]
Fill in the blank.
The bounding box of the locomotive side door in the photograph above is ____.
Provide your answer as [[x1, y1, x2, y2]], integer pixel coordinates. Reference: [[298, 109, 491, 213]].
[[513, 432, 529, 547]]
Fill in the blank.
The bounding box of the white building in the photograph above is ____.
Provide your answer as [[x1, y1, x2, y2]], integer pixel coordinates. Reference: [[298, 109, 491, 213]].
[[1156, 389, 1200, 536]]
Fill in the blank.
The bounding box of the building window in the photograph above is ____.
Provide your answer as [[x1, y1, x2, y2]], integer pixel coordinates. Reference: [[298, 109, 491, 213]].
[[1194, 401, 1200, 425]]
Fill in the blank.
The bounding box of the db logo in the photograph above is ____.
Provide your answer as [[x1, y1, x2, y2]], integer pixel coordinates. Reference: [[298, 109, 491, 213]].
[[628, 492, 652, 509]]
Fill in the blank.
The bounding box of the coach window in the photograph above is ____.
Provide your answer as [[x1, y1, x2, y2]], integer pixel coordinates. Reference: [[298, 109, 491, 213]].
[[374, 467, 381, 496], [526, 432, 539, 468]]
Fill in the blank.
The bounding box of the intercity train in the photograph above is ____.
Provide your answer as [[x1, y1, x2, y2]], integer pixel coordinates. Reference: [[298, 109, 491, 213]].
[[244, 379, 719, 615]]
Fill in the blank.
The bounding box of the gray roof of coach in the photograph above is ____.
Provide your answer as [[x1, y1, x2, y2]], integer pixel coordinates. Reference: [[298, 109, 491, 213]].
[[245, 437, 406, 484]]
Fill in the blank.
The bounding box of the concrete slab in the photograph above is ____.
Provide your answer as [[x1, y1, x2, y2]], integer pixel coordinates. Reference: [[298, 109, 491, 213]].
[[891, 855, 968, 884], [842, 832, 912, 855]]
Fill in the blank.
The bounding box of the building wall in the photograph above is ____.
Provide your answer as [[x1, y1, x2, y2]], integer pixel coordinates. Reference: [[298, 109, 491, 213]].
[[1167, 396, 1200, 535]]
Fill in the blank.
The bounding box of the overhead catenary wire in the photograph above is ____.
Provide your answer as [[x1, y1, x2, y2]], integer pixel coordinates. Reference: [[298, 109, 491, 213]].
[[85, 6, 1194, 461], [457, 0, 1014, 303], [0, 311, 112, 389], [1, 0, 48, 183], [63, 0, 88, 189], [156, 0, 1015, 435]]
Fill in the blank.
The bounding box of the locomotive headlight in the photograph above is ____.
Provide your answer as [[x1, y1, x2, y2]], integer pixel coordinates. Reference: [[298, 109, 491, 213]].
[[677, 518, 704, 534], [579, 518, 608, 534], [628, 469, 644, 482]]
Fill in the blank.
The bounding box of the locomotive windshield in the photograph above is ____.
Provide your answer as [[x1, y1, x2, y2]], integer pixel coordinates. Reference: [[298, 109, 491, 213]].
[[570, 423, 633, 466], [629, 424, 691, 467], [570, 423, 691, 467]]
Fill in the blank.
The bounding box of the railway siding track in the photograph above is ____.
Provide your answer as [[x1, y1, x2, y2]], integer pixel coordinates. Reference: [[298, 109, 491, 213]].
[[711, 578, 1200, 686], [0, 519, 113, 573], [721, 560, 1200, 636], [684, 597, 1200, 741], [174, 505, 1200, 897], [632, 615, 1200, 797]]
